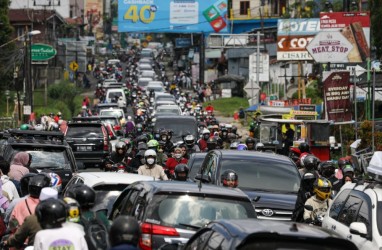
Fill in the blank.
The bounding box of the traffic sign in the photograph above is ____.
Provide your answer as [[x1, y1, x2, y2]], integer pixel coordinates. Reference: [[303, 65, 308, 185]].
[[69, 61, 78, 71]]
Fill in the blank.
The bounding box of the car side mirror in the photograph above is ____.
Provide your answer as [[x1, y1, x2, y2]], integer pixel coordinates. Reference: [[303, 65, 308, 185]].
[[349, 222, 368, 238], [304, 205, 313, 211], [195, 173, 211, 183]]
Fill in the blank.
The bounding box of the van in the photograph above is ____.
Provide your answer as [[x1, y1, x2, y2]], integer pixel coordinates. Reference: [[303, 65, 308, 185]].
[[154, 116, 198, 143], [138, 77, 153, 91], [105, 88, 127, 104]]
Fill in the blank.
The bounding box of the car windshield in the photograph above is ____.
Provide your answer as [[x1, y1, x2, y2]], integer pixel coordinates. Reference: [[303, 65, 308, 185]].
[[156, 108, 180, 115], [147, 87, 164, 92], [155, 119, 197, 141], [146, 194, 256, 230], [221, 159, 300, 193], [66, 126, 102, 137], [139, 80, 150, 87], [13, 148, 71, 170], [156, 96, 175, 102]]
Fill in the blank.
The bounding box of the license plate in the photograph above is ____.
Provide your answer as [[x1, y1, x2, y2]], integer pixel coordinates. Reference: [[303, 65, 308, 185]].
[[77, 146, 92, 151]]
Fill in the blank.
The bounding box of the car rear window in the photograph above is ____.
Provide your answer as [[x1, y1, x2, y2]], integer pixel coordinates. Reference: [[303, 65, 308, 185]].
[[108, 91, 123, 99], [156, 96, 175, 102], [66, 126, 102, 137], [12, 148, 71, 170], [221, 159, 300, 193], [146, 194, 256, 230], [154, 119, 197, 141], [100, 110, 123, 118], [100, 118, 118, 126]]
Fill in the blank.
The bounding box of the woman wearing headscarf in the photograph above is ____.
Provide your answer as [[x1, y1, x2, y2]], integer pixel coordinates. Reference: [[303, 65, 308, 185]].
[[9, 152, 30, 182]]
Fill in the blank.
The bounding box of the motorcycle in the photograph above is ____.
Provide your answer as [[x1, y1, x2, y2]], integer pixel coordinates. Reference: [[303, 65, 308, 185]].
[[304, 205, 325, 227]]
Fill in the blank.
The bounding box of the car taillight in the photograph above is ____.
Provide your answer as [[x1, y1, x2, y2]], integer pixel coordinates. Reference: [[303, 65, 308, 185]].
[[114, 125, 121, 131], [101, 127, 109, 151], [139, 222, 179, 250]]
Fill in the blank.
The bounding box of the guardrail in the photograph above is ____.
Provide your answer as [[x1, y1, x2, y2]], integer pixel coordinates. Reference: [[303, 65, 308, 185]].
[[0, 117, 17, 130]]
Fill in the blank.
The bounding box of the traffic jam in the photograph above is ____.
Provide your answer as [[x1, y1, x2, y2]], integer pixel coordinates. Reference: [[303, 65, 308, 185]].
[[1, 0, 381, 250]]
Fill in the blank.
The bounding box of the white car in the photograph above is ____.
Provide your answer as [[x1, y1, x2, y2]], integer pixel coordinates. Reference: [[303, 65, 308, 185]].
[[322, 152, 382, 250], [63, 172, 154, 214]]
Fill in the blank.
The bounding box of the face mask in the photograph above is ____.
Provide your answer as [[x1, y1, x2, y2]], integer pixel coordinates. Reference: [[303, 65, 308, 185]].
[[175, 153, 182, 159], [161, 136, 167, 141], [203, 134, 209, 140], [146, 158, 155, 165], [158, 148, 163, 153]]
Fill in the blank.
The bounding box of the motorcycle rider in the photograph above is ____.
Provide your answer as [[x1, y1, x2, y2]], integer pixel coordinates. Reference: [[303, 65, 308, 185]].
[[318, 161, 341, 194], [206, 137, 218, 152], [292, 172, 317, 222], [109, 216, 140, 250], [184, 134, 200, 155], [303, 177, 332, 223], [173, 164, 190, 181], [299, 154, 320, 177], [138, 150, 168, 180], [296, 143, 312, 168], [165, 148, 188, 178], [103, 141, 129, 172], [245, 137, 257, 151], [198, 128, 210, 152], [221, 170, 238, 188]]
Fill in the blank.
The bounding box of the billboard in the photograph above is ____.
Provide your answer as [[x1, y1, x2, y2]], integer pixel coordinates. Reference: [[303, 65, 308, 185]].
[[277, 18, 320, 61], [320, 12, 370, 63], [85, 0, 104, 40], [324, 72, 352, 122], [118, 0, 228, 33]]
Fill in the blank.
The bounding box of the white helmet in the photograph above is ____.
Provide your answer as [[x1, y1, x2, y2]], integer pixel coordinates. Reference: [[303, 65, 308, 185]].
[[202, 128, 210, 135], [144, 149, 157, 158], [34, 124, 44, 131]]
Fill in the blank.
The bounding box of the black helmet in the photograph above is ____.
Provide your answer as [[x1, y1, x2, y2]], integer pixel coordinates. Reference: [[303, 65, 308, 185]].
[[319, 161, 336, 178], [65, 184, 96, 209], [109, 216, 141, 247], [207, 137, 217, 150], [29, 173, 51, 198], [20, 173, 38, 197], [301, 172, 316, 190], [303, 155, 318, 171], [298, 143, 310, 153], [220, 169, 238, 188], [245, 137, 256, 145], [35, 198, 67, 229], [174, 164, 189, 181], [338, 158, 351, 170]]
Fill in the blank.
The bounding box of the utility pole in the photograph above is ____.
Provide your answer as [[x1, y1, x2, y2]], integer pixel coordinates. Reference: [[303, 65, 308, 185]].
[[199, 33, 205, 86], [254, 31, 260, 105], [353, 68, 358, 139]]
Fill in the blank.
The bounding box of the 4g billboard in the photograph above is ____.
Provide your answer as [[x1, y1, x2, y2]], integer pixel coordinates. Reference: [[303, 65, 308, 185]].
[[118, 0, 229, 33]]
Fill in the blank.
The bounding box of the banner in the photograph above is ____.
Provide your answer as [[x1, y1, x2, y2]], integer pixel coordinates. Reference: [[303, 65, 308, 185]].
[[118, 0, 228, 33], [320, 12, 370, 63], [85, 0, 104, 40], [324, 72, 352, 122]]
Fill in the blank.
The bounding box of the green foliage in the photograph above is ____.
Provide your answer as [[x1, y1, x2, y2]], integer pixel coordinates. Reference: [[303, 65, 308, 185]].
[[203, 97, 249, 117], [34, 100, 71, 121], [370, 0, 382, 59], [47, 81, 81, 116]]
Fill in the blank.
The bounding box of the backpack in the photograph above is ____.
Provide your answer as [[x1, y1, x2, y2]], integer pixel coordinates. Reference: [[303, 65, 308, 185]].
[[81, 212, 110, 250], [239, 110, 245, 119]]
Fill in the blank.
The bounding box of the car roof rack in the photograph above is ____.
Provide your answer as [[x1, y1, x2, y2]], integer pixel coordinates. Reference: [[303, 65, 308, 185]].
[[71, 117, 104, 123], [8, 129, 65, 142]]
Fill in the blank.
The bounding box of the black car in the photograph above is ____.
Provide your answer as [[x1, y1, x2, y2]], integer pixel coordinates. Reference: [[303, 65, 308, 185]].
[[65, 122, 112, 168], [2, 129, 78, 188], [183, 219, 358, 250], [110, 181, 257, 250], [72, 116, 123, 136], [191, 150, 301, 220], [153, 116, 198, 143]]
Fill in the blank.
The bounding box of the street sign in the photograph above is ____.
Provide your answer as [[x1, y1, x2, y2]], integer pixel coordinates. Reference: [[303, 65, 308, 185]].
[[69, 61, 78, 71], [306, 31, 353, 63], [23, 105, 31, 115], [321, 62, 367, 83], [346, 64, 366, 77], [249, 53, 269, 82], [31, 44, 57, 61], [175, 38, 192, 48]]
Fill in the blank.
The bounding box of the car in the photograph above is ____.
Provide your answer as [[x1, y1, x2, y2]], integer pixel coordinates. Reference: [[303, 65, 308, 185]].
[[139, 58, 154, 65], [2, 130, 78, 188], [153, 115, 198, 143], [93, 103, 119, 115], [182, 219, 358, 250], [102, 79, 118, 87], [138, 77, 153, 91], [99, 108, 125, 120], [138, 63, 153, 72], [145, 85, 165, 96], [321, 151, 382, 250], [107, 59, 121, 66], [192, 150, 301, 220], [153, 100, 177, 111], [71, 116, 123, 136], [109, 181, 257, 249], [63, 172, 154, 215], [154, 93, 176, 103], [140, 48, 154, 58], [139, 70, 157, 80], [105, 88, 127, 104], [65, 122, 111, 168], [155, 105, 182, 116], [187, 152, 208, 180]]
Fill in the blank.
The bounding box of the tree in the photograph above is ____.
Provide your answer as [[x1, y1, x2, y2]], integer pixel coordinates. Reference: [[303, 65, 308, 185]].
[[0, 0, 15, 90], [370, 0, 382, 60]]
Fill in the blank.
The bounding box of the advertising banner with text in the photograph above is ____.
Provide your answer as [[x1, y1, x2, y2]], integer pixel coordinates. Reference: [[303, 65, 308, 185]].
[[320, 12, 370, 63], [85, 0, 104, 40], [118, 0, 228, 33], [277, 18, 320, 61], [324, 72, 352, 122]]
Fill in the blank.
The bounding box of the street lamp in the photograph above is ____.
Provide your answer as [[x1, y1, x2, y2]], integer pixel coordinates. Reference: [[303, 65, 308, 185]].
[[5, 90, 10, 116]]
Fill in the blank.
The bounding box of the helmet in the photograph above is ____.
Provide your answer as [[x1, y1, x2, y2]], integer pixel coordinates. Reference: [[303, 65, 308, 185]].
[[245, 137, 256, 145], [160, 129, 168, 141], [342, 166, 354, 176], [65, 184, 96, 209], [144, 149, 157, 166], [301, 172, 316, 190], [230, 141, 239, 149], [207, 137, 217, 150], [57, 111, 62, 116], [237, 144, 248, 150], [174, 164, 189, 181], [20, 124, 29, 130], [109, 216, 141, 247], [20, 173, 38, 197], [63, 197, 81, 223], [255, 142, 264, 151], [147, 139, 159, 150], [184, 134, 195, 147], [47, 172, 62, 192], [298, 143, 310, 153], [313, 177, 332, 200], [202, 129, 210, 140], [29, 173, 51, 198], [338, 158, 350, 170], [34, 124, 44, 131], [36, 198, 67, 229], [221, 170, 238, 188], [319, 161, 335, 178], [303, 155, 318, 171], [116, 141, 127, 151]]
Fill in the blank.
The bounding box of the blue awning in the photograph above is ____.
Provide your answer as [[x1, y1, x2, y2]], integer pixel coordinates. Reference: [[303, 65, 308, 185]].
[[246, 104, 259, 112]]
